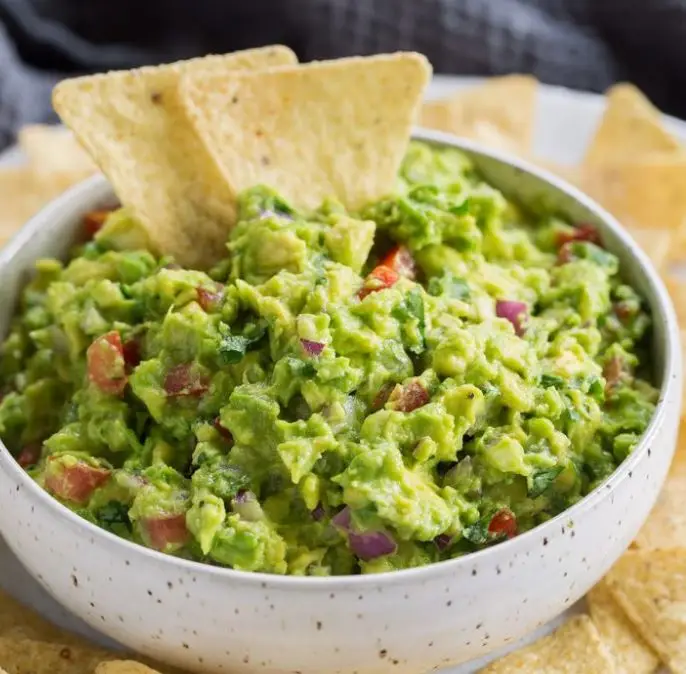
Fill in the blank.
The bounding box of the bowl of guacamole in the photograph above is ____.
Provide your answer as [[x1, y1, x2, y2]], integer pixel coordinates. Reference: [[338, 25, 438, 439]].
[[0, 130, 680, 674], [0, 137, 671, 578]]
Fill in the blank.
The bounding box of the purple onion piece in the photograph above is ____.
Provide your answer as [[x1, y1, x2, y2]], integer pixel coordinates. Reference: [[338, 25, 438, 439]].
[[495, 300, 528, 337], [349, 530, 397, 561], [332, 506, 352, 531], [311, 503, 326, 521], [434, 533, 453, 551], [301, 339, 325, 357], [231, 490, 264, 522]]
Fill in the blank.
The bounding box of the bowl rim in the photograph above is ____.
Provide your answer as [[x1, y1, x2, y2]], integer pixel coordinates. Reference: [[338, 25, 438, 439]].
[[0, 127, 680, 590]]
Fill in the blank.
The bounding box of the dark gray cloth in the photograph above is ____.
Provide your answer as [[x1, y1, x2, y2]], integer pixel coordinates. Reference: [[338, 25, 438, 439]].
[[0, 0, 684, 150]]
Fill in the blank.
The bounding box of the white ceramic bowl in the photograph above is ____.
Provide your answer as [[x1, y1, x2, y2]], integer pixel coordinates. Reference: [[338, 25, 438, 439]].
[[0, 130, 680, 674]]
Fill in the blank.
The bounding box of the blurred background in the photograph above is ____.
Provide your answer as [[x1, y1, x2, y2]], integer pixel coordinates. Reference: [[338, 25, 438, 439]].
[[0, 0, 685, 150]]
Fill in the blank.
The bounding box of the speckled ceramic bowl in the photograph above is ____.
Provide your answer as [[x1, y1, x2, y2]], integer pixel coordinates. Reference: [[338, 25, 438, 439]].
[[0, 130, 680, 674]]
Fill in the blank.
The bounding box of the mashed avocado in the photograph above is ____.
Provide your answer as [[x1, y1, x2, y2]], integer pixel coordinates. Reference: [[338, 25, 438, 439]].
[[0, 142, 657, 575]]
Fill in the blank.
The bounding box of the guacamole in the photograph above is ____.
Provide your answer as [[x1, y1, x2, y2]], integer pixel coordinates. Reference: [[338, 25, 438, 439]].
[[0, 142, 657, 575]]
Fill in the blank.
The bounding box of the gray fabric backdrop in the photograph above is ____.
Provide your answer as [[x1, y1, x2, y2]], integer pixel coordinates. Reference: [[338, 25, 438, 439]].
[[0, 0, 684, 150]]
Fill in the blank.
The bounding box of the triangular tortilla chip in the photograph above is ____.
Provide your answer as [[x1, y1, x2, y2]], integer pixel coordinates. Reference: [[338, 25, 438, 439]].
[[479, 615, 615, 673], [586, 580, 660, 673], [95, 662, 162, 674], [52, 46, 297, 268], [0, 166, 82, 245], [634, 420, 686, 547], [18, 125, 97, 179], [606, 548, 686, 672], [179, 52, 431, 212], [420, 76, 537, 155], [584, 84, 682, 167], [581, 159, 686, 235]]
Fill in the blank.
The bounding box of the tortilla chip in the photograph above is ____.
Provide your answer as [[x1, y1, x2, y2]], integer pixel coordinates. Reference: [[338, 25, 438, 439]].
[[606, 548, 686, 673], [634, 422, 686, 548], [626, 227, 673, 272], [586, 580, 660, 673], [0, 636, 115, 674], [18, 124, 97, 179], [584, 84, 682, 167], [180, 53, 431, 212], [665, 276, 686, 326], [95, 662, 163, 674], [479, 615, 615, 673], [0, 167, 82, 244], [420, 76, 537, 155], [581, 159, 686, 236], [52, 46, 297, 269]]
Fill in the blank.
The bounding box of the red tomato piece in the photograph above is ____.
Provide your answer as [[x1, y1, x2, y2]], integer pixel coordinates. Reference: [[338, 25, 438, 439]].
[[358, 265, 400, 300], [488, 508, 518, 539], [141, 514, 190, 551], [87, 331, 127, 395], [83, 210, 112, 238], [45, 460, 111, 504], [197, 285, 225, 312], [390, 380, 430, 413], [556, 223, 601, 248], [16, 443, 42, 469], [380, 245, 416, 280], [163, 364, 209, 397]]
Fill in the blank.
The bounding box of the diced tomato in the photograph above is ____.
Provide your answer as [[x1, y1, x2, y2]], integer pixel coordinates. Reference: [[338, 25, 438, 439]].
[[358, 265, 400, 300], [488, 508, 518, 539], [556, 224, 601, 248], [83, 210, 112, 238], [213, 416, 233, 443], [45, 459, 111, 504], [141, 513, 190, 551], [16, 443, 42, 469], [122, 337, 142, 370], [163, 364, 209, 397], [87, 331, 127, 395], [390, 380, 429, 413], [197, 285, 225, 312], [380, 245, 416, 280], [371, 382, 395, 410], [613, 301, 634, 323]]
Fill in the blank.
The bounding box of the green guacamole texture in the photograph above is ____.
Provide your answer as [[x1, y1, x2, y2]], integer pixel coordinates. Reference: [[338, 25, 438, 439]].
[[0, 141, 657, 575]]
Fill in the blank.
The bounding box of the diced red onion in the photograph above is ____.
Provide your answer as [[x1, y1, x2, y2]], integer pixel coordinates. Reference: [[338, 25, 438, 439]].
[[213, 417, 233, 443], [197, 285, 225, 312], [332, 506, 352, 531], [301, 339, 325, 357], [164, 364, 209, 397], [231, 490, 263, 522], [122, 337, 141, 369], [348, 530, 397, 561], [311, 503, 326, 521], [495, 300, 528, 337], [434, 533, 453, 551]]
